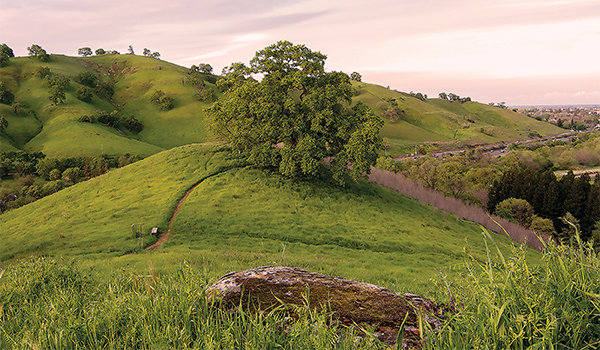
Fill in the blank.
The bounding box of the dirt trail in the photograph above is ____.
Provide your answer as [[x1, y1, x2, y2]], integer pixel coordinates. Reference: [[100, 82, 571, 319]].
[[145, 182, 202, 251]]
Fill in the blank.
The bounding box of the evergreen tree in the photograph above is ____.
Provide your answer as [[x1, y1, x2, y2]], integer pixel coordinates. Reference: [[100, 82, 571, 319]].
[[581, 178, 600, 241], [564, 174, 590, 223]]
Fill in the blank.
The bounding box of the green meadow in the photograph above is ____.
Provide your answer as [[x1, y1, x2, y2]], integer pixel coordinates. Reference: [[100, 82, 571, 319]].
[[352, 81, 564, 155], [3, 53, 595, 349], [0, 145, 539, 294]]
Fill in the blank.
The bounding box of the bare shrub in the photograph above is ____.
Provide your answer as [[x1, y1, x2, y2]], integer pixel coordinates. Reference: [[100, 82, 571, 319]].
[[369, 168, 550, 251]]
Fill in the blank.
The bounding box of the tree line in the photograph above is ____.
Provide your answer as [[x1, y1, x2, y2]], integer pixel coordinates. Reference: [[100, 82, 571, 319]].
[[0, 151, 142, 212], [488, 168, 600, 242]]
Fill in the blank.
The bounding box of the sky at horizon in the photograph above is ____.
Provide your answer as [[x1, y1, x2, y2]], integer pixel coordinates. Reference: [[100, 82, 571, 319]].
[[1, 0, 599, 106]]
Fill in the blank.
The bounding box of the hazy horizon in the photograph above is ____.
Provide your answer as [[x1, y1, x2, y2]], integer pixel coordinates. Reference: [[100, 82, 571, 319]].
[[1, 0, 598, 106]]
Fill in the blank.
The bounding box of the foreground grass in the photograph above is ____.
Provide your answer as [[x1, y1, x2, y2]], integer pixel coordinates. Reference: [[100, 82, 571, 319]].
[[0, 258, 382, 350], [425, 230, 600, 349], [1, 230, 597, 349]]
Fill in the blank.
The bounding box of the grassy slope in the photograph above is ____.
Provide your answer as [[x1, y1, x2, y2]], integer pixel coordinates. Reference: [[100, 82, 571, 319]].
[[1, 55, 216, 156], [2, 55, 563, 158], [1, 145, 540, 294], [352, 81, 565, 155]]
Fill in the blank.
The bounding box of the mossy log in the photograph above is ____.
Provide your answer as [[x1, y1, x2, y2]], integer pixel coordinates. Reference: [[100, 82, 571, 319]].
[[206, 266, 447, 346]]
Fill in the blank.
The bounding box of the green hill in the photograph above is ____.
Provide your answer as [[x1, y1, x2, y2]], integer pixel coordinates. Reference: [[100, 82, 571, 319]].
[[1, 54, 564, 158], [1, 54, 216, 157], [0, 144, 540, 293], [352, 82, 565, 155]]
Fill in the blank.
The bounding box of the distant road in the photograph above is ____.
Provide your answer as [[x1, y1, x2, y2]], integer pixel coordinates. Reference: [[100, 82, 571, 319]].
[[393, 130, 588, 162]]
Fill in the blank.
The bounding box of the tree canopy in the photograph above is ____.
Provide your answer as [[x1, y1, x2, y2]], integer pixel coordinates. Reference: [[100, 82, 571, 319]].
[[27, 44, 50, 61], [207, 41, 383, 184], [77, 47, 92, 57], [0, 43, 14, 66]]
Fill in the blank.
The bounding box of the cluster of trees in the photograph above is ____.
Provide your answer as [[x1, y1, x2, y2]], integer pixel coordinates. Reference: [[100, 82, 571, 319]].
[[350, 72, 362, 82], [0, 151, 142, 212], [190, 63, 213, 75], [0, 43, 14, 66], [187, 64, 218, 102], [149, 90, 174, 110], [79, 48, 119, 56], [78, 110, 143, 133], [27, 44, 50, 62], [207, 41, 382, 184], [142, 48, 161, 59], [488, 168, 600, 242], [409, 91, 427, 101], [439, 92, 471, 103], [376, 98, 407, 123], [489, 101, 508, 109]]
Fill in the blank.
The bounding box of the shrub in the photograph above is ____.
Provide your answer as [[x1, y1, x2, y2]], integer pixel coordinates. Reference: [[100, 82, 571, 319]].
[[97, 111, 120, 126], [375, 156, 403, 173], [121, 115, 143, 133], [75, 86, 93, 102], [95, 81, 114, 98], [77, 115, 95, 123], [48, 168, 62, 181], [34, 66, 50, 79], [75, 71, 98, 87], [62, 167, 82, 183], [41, 180, 66, 196], [495, 198, 535, 227], [199, 88, 217, 102]]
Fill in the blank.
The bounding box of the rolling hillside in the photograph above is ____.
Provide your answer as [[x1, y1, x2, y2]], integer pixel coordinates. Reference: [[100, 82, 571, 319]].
[[1, 54, 564, 158], [352, 82, 565, 155], [0, 144, 541, 294], [1, 54, 216, 157]]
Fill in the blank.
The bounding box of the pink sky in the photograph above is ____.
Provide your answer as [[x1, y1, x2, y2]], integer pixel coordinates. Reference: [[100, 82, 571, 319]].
[[1, 0, 599, 105]]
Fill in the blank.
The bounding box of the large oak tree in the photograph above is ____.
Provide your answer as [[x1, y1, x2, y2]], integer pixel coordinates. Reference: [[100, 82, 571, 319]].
[[207, 41, 382, 184]]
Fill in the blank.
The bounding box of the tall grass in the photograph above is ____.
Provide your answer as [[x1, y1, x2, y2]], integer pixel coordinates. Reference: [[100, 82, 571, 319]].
[[425, 228, 600, 349], [0, 258, 381, 349], [369, 168, 551, 251]]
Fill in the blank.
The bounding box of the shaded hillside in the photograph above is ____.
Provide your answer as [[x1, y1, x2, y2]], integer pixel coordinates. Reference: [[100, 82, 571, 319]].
[[0, 144, 540, 292]]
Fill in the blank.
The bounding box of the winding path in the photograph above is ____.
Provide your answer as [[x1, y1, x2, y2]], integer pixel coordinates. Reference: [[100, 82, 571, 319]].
[[144, 168, 235, 251], [144, 182, 202, 251]]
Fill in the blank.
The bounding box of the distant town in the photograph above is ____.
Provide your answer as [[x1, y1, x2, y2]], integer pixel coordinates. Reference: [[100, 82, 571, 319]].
[[514, 105, 600, 131]]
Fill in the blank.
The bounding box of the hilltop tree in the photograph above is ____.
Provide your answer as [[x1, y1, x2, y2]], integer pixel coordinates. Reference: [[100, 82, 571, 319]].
[[198, 63, 213, 74], [27, 44, 49, 61], [127, 45, 135, 55], [95, 48, 106, 55], [207, 40, 383, 184], [350, 72, 362, 82], [77, 47, 92, 57], [438, 92, 448, 100], [0, 43, 14, 66], [143, 48, 151, 57]]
